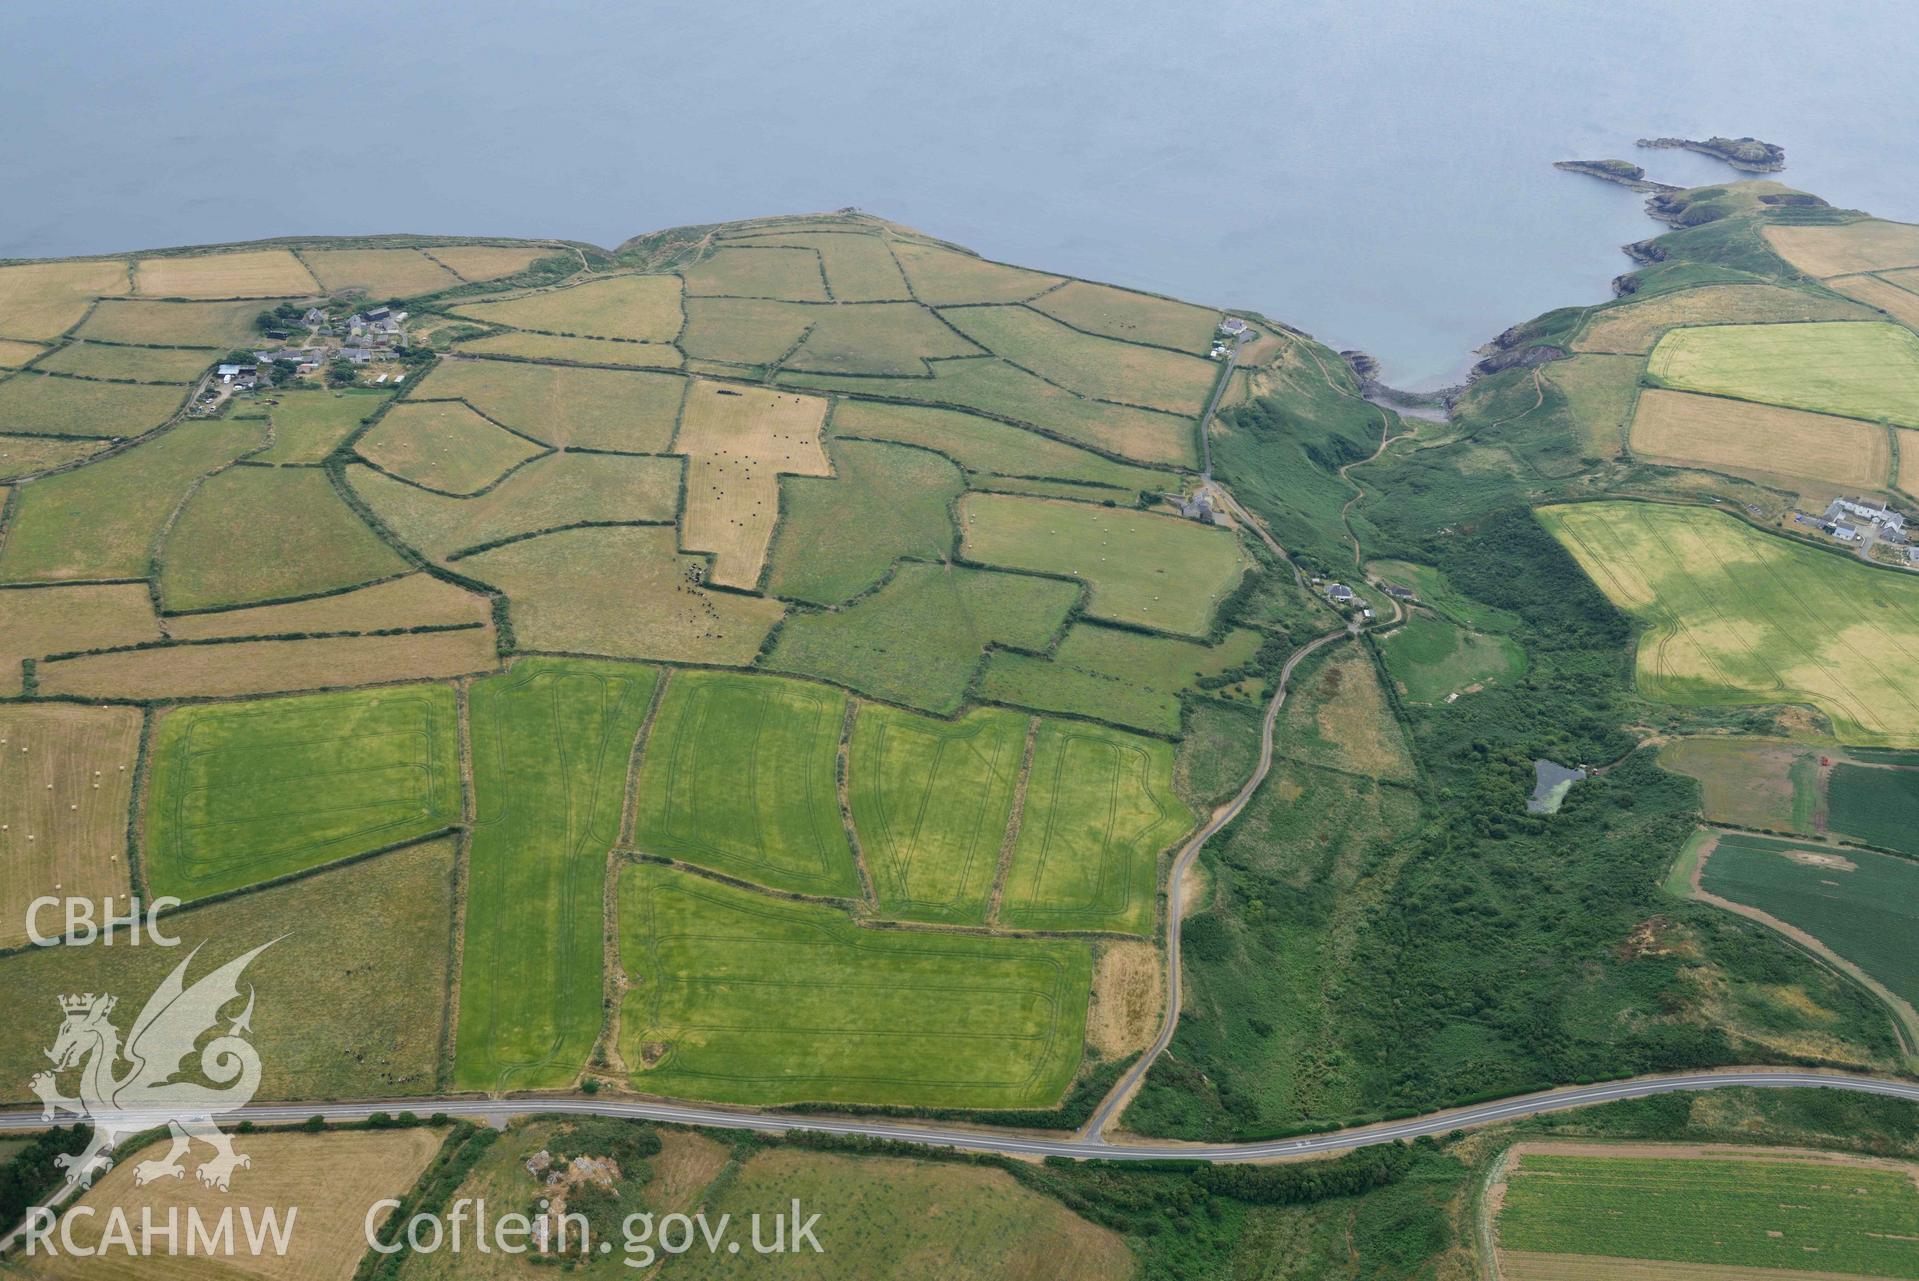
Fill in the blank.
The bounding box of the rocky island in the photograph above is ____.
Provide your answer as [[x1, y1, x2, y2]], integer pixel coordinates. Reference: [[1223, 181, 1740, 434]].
[[1637, 134, 1786, 171], [1552, 158, 1680, 193]]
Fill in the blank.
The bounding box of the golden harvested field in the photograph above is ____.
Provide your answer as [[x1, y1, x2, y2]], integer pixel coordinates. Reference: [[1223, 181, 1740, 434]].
[[1034, 279, 1221, 352], [410, 358, 682, 450], [1088, 939, 1164, 1058], [1629, 388, 1891, 490], [735, 231, 913, 300], [301, 246, 462, 296], [451, 330, 683, 368], [349, 452, 680, 559], [1829, 271, 1919, 331], [77, 298, 263, 346], [0, 372, 183, 437], [674, 380, 831, 588], [32, 341, 214, 383], [356, 400, 546, 494], [682, 245, 830, 301], [0, 583, 158, 695], [1574, 283, 1876, 354], [159, 466, 410, 609], [169, 572, 488, 640], [35, 626, 498, 700], [459, 524, 782, 664], [692, 1149, 1133, 1281], [451, 274, 683, 342], [36, 1127, 444, 1281], [0, 418, 267, 582], [0, 434, 108, 480], [424, 243, 554, 281], [133, 249, 318, 298], [0, 704, 140, 950], [1881, 267, 1919, 294], [0, 339, 46, 367], [1764, 218, 1919, 277], [679, 295, 812, 365], [891, 239, 1062, 304], [940, 304, 1217, 415], [785, 302, 984, 374], [0, 261, 129, 341]]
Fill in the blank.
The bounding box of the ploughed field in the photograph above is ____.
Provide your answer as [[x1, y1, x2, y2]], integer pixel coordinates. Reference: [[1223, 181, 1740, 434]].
[[0, 211, 1311, 1115]]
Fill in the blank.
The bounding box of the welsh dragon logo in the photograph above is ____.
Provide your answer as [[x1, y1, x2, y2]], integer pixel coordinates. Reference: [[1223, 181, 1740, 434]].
[[30, 941, 275, 1192]]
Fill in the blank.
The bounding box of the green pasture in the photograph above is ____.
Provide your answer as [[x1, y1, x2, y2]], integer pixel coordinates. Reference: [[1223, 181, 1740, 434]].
[[1378, 614, 1524, 703], [1000, 720, 1191, 935], [1658, 737, 1824, 835], [631, 670, 860, 897], [0, 371, 183, 438], [1365, 559, 1520, 632], [454, 658, 657, 1093], [959, 492, 1245, 636], [850, 704, 1025, 924], [617, 862, 1090, 1108], [144, 684, 459, 902], [1498, 1149, 1919, 1277], [1541, 501, 1919, 747], [829, 399, 1174, 492], [252, 388, 390, 464], [764, 439, 961, 605], [1702, 832, 1919, 1014], [1646, 319, 1919, 427], [937, 304, 1217, 416], [979, 650, 1182, 734], [1827, 763, 1919, 855], [766, 561, 1077, 713]]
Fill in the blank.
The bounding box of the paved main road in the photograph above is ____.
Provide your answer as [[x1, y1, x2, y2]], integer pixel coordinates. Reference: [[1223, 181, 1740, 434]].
[[4, 1070, 1914, 1164]]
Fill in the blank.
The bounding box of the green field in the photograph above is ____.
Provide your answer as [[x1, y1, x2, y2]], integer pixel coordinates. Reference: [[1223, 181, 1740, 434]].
[[850, 704, 1025, 924], [938, 304, 1217, 415], [1498, 1147, 1919, 1278], [404, 359, 682, 452], [1366, 559, 1521, 632], [764, 439, 961, 604], [767, 561, 1078, 713], [1659, 736, 1825, 834], [455, 658, 656, 1092], [252, 388, 391, 464], [617, 862, 1090, 1108], [0, 840, 456, 1104], [959, 492, 1245, 636], [144, 684, 460, 901], [979, 650, 1183, 734], [1702, 832, 1919, 1016], [159, 466, 409, 608], [783, 302, 985, 375], [1541, 501, 1919, 747], [1647, 320, 1919, 427], [829, 399, 1174, 492], [779, 357, 1198, 467], [34, 341, 214, 383], [75, 299, 261, 347], [0, 372, 183, 437], [631, 670, 861, 897], [1000, 720, 1191, 935], [980, 623, 1265, 734], [0, 417, 265, 581], [1827, 763, 1919, 855], [1378, 614, 1525, 703], [357, 400, 546, 495]]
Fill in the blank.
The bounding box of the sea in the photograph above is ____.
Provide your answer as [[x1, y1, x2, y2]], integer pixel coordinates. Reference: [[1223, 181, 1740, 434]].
[[3, 0, 1915, 387]]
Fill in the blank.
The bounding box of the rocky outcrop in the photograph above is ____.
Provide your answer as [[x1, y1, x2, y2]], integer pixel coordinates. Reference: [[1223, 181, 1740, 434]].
[[1553, 159, 1679, 194], [1637, 135, 1785, 172], [1623, 239, 1669, 265], [1471, 330, 1566, 378]]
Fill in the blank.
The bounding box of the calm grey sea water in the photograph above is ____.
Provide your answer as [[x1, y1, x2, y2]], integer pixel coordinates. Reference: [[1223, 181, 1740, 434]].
[[3, 0, 1915, 386]]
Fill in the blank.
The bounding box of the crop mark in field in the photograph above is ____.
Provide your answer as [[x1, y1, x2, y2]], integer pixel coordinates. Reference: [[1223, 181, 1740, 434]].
[[464, 662, 654, 1091], [863, 714, 1013, 917], [654, 680, 844, 887], [627, 874, 1074, 1096], [156, 693, 446, 893], [1009, 729, 1172, 929]]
